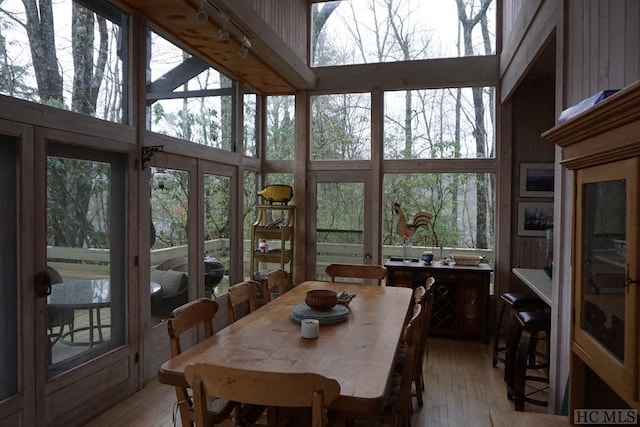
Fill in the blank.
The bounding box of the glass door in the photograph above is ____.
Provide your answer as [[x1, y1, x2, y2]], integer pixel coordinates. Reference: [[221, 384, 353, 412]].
[[307, 171, 377, 281], [574, 158, 638, 403], [44, 145, 127, 375], [0, 127, 31, 425]]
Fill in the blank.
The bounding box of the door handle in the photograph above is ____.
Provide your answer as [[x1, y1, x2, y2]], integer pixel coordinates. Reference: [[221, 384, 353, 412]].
[[35, 271, 52, 297]]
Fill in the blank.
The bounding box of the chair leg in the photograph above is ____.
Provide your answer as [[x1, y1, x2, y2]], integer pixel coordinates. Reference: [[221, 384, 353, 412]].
[[493, 301, 508, 367]]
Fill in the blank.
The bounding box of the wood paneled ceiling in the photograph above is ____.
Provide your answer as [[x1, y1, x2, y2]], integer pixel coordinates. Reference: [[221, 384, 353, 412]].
[[115, 0, 300, 94]]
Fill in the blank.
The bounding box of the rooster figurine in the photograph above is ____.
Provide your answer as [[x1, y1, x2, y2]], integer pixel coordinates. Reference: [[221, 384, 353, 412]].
[[392, 202, 433, 239]]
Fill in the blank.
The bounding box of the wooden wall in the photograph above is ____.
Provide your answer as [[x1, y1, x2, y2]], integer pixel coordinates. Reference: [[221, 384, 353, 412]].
[[565, 0, 640, 104], [508, 77, 555, 290], [246, 0, 309, 64]]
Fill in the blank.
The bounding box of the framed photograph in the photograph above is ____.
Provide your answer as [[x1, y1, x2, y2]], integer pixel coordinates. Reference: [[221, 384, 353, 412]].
[[518, 202, 554, 237], [520, 163, 554, 197]]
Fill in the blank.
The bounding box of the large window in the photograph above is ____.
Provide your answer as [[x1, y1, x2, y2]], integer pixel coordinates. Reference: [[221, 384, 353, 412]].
[[382, 173, 495, 263], [384, 87, 495, 159], [311, 93, 371, 160], [147, 31, 235, 150], [0, 0, 127, 122], [266, 95, 295, 160], [311, 0, 496, 67]]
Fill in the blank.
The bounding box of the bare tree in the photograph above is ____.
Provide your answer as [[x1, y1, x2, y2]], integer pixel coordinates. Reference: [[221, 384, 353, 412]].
[[455, 0, 493, 248]]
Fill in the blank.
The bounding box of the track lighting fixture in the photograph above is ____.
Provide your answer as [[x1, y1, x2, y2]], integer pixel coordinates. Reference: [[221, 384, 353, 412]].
[[218, 26, 230, 40], [238, 36, 251, 59]]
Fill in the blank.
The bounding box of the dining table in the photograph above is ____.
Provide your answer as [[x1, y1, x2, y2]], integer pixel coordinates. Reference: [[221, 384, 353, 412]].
[[157, 280, 413, 417]]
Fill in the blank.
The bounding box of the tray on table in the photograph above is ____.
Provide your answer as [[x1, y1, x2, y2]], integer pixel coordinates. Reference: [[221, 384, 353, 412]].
[[290, 303, 349, 325]]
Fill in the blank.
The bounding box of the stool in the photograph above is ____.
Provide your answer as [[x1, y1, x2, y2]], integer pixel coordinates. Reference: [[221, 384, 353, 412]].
[[492, 292, 548, 367], [505, 310, 551, 411]]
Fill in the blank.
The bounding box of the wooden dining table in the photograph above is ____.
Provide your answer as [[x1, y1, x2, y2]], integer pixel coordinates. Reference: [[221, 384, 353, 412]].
[[157, 280, 413, 416]]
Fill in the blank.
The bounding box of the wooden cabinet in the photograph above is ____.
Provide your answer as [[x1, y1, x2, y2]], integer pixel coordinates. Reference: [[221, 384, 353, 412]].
[[385, 260, 492, 342], [543, 82, 640, 414], [249, 205, 295, 286]]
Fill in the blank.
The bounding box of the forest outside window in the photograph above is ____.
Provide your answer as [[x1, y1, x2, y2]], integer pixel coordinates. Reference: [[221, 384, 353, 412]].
[[0, 0, 127, 123], [311, 93, 371, 160], [265, 95, 295, 160], [147, 31, 236, 150], [310, 0, 496, 67], [384, 87, 495, 159]]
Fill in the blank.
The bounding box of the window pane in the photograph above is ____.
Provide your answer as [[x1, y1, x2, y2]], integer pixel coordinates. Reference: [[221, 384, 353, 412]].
[[147, 32, 234, 150], [204, 174, 231, 298], [0, 137, 18, 400], [382, 173, 495, 262], [266, 96, 295, 160], [244, 93, 258, 157], [150, 168, 189, 322], [46, 148, 126, 374], [0, 0, 127, 122], [311, 93, 371, 160], [384, 88, 495, 159], [311, 0, 496, 67], [243, 171, 258, 280]]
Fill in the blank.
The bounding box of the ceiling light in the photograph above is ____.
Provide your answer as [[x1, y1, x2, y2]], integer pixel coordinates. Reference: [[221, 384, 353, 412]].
[[196, 9, 208, 23], [218, 27, 230, 40], [238, 45, 248, 59]]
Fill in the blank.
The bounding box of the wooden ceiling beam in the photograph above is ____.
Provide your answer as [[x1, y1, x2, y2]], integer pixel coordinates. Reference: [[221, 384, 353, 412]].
[[114, 0, 315, 95]]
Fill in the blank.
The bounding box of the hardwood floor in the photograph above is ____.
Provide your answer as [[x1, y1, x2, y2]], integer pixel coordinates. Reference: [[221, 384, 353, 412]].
[[85, 337, 548, 427]]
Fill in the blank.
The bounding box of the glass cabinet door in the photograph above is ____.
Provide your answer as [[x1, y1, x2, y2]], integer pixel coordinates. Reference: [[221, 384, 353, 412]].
[[574, 158, 638, 402]]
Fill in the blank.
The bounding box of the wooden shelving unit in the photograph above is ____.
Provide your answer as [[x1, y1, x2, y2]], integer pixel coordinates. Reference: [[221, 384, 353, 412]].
[[249, 205, 295, 288]]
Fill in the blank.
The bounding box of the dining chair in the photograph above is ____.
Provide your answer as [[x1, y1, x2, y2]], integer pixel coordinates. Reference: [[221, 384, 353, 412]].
[[324, 263, 387, 286], [338, 303, 423, 427], [167, 298, 263, 427], [413, 276, 435, 408], [262, 269, 289, 304], [227, 280, 260, 324], [185, 363, 341, 427]]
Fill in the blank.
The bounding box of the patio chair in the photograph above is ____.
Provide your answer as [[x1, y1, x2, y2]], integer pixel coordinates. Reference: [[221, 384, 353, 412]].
[[325, 263, 387, 286], [262, 269, 289, 303], [46, 266, 75, 345], [185, 364, 340, 427]]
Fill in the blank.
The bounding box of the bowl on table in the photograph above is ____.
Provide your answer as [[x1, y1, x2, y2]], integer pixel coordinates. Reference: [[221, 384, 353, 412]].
[[305, 289, 338, 311]]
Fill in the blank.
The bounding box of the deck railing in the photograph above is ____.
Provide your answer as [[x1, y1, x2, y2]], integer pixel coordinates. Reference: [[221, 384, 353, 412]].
[[48, 239, 494, 282]]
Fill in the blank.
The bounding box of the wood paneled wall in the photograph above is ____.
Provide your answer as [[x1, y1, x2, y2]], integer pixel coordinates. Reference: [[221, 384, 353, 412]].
[[509, 77, 555, 290], [565, 0, 640, 105], [246, 0, 309, 64], [502, 0, 526, 44]]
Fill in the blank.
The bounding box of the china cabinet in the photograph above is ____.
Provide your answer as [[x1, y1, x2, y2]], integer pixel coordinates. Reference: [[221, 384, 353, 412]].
[[542, 81, 640, 414]]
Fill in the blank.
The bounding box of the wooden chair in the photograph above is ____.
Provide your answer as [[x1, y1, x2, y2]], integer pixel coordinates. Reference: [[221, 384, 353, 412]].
[[167, 298, 236, 427], [227, 281, 260, 324], [413, 276, 435, 408], [185, 364, 341, 427], [339, 303, 423, 427], [324, 263, 387, 286], [262, 269, 289, 304]]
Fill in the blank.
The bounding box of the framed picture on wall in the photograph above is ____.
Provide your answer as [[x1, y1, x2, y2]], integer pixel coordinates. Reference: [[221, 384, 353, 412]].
[[520, 163, 555, 197], [518, 202, 554, 237]]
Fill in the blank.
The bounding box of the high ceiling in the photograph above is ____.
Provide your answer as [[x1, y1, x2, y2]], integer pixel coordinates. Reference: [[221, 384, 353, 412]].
[[115, 0, 297, 94]]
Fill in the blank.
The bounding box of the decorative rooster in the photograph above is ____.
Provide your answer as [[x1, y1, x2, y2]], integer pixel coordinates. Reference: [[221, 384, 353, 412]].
[[392, 202, 433, 240]]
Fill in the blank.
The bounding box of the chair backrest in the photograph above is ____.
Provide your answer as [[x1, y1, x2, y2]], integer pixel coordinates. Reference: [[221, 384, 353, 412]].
[[227, 281, 259, 324], [185, 364, 340, 427], [166, 298, 220, 426], [262, 269, 289, 303], [325, 263, 387, 286], [394, 303, 423, 419]]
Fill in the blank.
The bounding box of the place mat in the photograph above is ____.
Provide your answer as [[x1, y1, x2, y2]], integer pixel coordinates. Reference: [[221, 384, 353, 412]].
[[290, 303, 349, 325]]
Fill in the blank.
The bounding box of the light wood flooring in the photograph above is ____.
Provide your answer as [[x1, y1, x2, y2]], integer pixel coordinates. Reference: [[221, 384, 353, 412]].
[[85, 337, 548, 427]]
